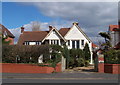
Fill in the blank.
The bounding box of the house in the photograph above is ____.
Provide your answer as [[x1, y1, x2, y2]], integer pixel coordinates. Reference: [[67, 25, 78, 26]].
[[18, 26, 66, 46], [92, 43, 99, 51], [59, 22, 93, 64], [0, 24, 15, 45], [109, 25, 120, 48], [18, 22, 93, 64]]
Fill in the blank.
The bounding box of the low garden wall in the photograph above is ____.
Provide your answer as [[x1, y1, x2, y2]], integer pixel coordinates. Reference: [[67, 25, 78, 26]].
[[104, 64, 120, 74], [98, 63, 120, 74], [1, 63, 61, 73]]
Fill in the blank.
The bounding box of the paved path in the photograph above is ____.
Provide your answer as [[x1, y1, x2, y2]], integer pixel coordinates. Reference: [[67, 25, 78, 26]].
[[2, 72, 119, 83]]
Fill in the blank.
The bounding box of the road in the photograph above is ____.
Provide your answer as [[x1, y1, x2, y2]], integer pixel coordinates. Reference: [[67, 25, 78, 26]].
[[1, 72, 119, 83]]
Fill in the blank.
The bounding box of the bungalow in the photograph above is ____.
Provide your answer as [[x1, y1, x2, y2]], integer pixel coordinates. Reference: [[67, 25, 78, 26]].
[[0, 24, 15, 45], [18, 22, 93, 64], [109, 25, 120, 48]]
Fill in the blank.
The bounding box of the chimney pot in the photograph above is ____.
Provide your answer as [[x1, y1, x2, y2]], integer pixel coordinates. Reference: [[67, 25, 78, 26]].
[[73, 22, 79, 25], [49, 25, 53, 31], [21, 26, 25, 33]]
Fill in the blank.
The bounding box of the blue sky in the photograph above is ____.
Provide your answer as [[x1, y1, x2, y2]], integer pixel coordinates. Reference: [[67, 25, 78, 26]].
[[1, 2, 118, 44], [2, 2, 53, 29]]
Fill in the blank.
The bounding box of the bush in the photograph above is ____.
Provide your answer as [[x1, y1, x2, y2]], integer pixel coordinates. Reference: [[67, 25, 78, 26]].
[[2, 44, 62, 66], [83, 43, 91, 61], [104, 49, 120, 64], [77, 58, 85, 67], [68, 56, 74, 68], [85, 60, 90, 67]]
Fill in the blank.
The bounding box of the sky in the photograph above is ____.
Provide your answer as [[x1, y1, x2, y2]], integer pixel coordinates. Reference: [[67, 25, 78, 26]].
[[2, 2, 118, 44]]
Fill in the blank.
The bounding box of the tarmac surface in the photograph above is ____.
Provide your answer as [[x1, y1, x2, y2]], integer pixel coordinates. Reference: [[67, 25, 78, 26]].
[[1, 72, 119, 83]]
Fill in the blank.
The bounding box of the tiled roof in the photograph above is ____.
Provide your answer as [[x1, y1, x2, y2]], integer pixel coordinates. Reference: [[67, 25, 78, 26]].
[[59, 28, 70, 37], [17, 31, 49, 45], [92, 43, 98, 48], [109, 25, 119, 31], [0, 24, 15, 38]]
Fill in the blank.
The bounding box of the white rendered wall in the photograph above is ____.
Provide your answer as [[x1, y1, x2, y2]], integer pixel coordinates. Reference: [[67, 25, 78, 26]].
[[46, 30, 62, 40], [65, 25, 93, 64]]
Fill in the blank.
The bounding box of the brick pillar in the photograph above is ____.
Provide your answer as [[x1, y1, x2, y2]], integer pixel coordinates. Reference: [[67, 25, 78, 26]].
[[98, 54, 104, 73]]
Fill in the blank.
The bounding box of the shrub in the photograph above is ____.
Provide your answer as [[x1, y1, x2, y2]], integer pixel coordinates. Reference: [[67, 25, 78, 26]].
[[68, 56, 74, 68], [2, 44, 62, 66], [85, 60, 90, 67], [83, 43, 91, 61], [104, 49, 120, 64], [62, 45, 70, 68], [77, 58, 85, 67]]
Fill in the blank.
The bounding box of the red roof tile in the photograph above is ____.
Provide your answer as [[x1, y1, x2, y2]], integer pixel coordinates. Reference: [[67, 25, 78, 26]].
[[17, 31, 49, 45], [0, 24, 15, 38], [109, 25, 120, 31], [59, 28, 70, 37], [92, 43, 98, 48]]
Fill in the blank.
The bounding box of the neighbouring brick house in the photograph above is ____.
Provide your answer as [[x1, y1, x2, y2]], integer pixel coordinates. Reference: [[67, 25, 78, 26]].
[[109, 25, 120, 49], [0, 24, 15, 45], [18, 22, 94, 64]]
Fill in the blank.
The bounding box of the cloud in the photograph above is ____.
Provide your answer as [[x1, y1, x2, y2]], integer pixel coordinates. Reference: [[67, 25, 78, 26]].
[[9, 21, 50, 44], [9, 2, 118, 44], [32, 2, 118, 43]]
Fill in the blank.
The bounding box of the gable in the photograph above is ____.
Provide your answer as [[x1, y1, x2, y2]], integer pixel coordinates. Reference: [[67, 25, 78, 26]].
[[45, 29, 62, 40], [0, 24, 15, 38], [65, 25, 90, 42]]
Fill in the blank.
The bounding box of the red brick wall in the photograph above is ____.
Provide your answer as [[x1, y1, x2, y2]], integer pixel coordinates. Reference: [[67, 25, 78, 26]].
[[5, 37, 14, 45], [1, 63, 61, 73], [104, 64, 120, 74], [98, 63, 104, 73]]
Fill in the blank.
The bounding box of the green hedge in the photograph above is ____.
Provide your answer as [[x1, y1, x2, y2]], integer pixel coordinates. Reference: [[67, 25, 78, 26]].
[[104, 49, 120, 64], [2, 45, 62, 64]]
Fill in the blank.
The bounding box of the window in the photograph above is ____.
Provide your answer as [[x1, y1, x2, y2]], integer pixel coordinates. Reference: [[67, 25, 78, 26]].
[[36, 41, 41, 45], [81, 40, 84, 46], [51, 40, 53, 44], [51, 40, 59, 45], [68, 40, 70, 46], [72, 41, 75, 48], [25, 41, 29, 45], [76, 40, 80, 48], [57, 40, 59, 45]]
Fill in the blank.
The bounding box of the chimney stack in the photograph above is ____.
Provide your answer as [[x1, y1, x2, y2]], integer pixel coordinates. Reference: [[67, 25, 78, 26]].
[[21, 26, 25, 33], [49, 25, 53, 31], [73, 22, 79, 25]]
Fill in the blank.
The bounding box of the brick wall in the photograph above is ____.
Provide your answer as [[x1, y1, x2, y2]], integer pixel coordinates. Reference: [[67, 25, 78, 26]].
[[104, 64, 120, 74], [1, 63, 61, 73]]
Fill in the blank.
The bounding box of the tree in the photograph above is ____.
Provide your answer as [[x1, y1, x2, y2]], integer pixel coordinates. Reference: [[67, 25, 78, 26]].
[[31, 21, 41, 31], [99, 32, 111, 50], [99, 32, 111, 42], [62, 45, 70, 69], [83, 43, 91, 61]]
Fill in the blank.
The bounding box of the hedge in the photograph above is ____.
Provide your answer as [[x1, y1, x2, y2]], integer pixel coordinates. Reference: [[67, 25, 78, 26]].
[[2, 45, 62, 64], [104, 49, 120, 64]]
